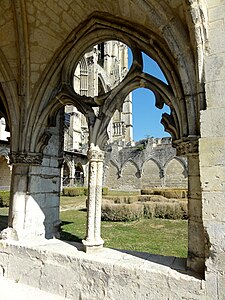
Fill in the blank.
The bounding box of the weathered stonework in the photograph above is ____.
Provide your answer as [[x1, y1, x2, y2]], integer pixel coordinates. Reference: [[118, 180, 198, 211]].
[[0, 0, 224, 298], [104, 138, 188, 190]]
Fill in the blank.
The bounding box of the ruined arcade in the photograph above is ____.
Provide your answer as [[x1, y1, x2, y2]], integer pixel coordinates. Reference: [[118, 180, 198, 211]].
[[0, 1, 225, 299]]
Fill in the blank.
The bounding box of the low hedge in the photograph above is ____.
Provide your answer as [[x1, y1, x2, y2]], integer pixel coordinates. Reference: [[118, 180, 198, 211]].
[[141, 188, 187, 199], [102, 201, 143, 222], [101, 199, 188, 221], [62, 187, 109, 197], [0, 191, 10, 207], [62, 187, 88, 196]]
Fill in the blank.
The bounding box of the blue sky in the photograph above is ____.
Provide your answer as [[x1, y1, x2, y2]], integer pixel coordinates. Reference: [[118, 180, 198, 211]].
[[128, 51, 170, 141]]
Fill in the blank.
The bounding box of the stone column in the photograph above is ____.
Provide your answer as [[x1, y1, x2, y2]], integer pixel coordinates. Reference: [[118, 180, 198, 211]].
[[83, 144, 104, 253], [1, 150, 61, 241], [176, 139, 205, 275], [6, 152, 46, 240]]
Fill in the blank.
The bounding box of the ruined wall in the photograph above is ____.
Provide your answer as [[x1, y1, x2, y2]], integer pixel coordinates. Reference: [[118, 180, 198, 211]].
[[142, 159, 162, 188], [104, 138, 188, 190]]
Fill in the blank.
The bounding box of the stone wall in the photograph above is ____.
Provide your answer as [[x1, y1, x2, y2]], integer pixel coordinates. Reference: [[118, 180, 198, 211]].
[[104, 138, 188, 190], [0, 239, 206, 300]]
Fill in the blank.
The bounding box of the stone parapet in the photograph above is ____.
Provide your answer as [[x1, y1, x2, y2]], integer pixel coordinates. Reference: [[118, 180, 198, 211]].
[[0, 239, 206, 300]]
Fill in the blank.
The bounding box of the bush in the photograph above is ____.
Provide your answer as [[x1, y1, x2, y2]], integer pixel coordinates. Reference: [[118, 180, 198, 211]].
[[141, 189, 154, 195], [154, 202, 183, 219], [63, 187, 109, 197], [143, 202, 156, 219], [101, 201, 143, 221], [0, 191, 10, 207], [62, 187, 87, 196], [102, 187, 109, 196], [102, 198, 188, 221], [141, 188, 188, 199]]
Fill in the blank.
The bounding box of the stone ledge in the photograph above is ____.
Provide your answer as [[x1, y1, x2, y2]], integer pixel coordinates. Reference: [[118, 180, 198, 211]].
[[0, 239, 206, 299], [0, 276, 65, 300]]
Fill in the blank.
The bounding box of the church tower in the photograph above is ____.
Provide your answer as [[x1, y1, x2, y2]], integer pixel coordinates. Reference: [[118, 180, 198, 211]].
[[64, 41, 133, 151]]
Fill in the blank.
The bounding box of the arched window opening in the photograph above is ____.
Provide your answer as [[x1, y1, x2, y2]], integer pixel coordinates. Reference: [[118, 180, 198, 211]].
[[59, 40, 188, 260], [0, 117, 10, 142], [62, 162, 70, 186], [74, 163, 84, 187], [74, 40, 132, 96], [132, 88, 170, 141]]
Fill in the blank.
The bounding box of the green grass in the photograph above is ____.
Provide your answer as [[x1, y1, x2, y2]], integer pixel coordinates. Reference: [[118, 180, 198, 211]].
[[60, 195, 86, 210], [60, 207, 188, 258], [0, 196, 188, 258]]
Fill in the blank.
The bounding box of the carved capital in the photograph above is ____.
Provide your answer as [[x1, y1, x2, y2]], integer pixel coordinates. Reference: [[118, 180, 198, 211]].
[[87, 145, 104, 162], [9, 152, 43, 165], [174, 138, 199, 156]]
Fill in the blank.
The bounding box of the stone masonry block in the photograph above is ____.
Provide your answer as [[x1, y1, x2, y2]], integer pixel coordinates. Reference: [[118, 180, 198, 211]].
[[29, 174, 60, 193], [200, 137, 225, 167], [205, 80, 225, 108], [202, 191, 225, 222], [200, 165, 225, 192], [205, 53, 225, 82], [205, 271, 218, 300], [188, 198, 202, 222], [41, 166, 60, 176], [45, 193, 60, 208], [50, 157, 59, 168], [204, 220, 225, 253], [188, 220, 205, 257], [208, 4, 225, 23], [218, 273, 225, 300], [201, 108, 225, 137]]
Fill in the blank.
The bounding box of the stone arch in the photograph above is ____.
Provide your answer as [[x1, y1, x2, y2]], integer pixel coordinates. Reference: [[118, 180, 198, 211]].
[[0, 81, 18, 153], [120, 160, 141, 190], [0, 2, 206, 274], [104, 160, 120, 190], [62, 160, 72, 186], [141, 159, 162, 189], [26, 5, 206, 154], [164, 157, 188, 188], [74, 162, 84, 186], [79, 57, 88, 96]]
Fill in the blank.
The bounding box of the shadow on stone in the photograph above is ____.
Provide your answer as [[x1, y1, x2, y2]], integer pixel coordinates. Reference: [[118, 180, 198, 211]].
[[116, 248, 201, 279], [0, 215, 8, 231]]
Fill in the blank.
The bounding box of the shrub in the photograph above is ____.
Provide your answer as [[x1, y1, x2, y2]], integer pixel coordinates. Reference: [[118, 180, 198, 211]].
[[0, 190, 10, 207], [102, 187, 109, 196], [154, 202, 184, 219], [104, 195, 138, 204], [102, 198, 188, 221], [62, 187, 87, 196], [63, 187, 108, 197], [101, 201, 143, 221], [143, 202, 156, 219], [141, 189, 154, 195], [141, 188, 188, 199]]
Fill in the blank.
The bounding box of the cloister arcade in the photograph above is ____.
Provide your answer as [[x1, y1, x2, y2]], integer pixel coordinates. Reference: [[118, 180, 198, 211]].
[[0, 1, 224, 298]]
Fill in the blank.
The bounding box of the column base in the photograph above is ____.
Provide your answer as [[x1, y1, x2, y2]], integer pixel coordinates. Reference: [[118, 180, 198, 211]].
[[82, 237, 104, 253], [187, 256, 205, 277], [0, 227, 19, 241]]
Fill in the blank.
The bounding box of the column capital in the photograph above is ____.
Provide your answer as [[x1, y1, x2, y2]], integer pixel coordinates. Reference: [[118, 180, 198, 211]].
[[9, 151, 43, 165], [173, 137, 199, 156], [87, 145, 104, 162]]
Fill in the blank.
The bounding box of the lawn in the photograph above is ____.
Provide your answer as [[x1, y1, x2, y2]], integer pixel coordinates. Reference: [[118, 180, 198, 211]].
[[0, 196, 188, 258], [60, 196, 188, 258]]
